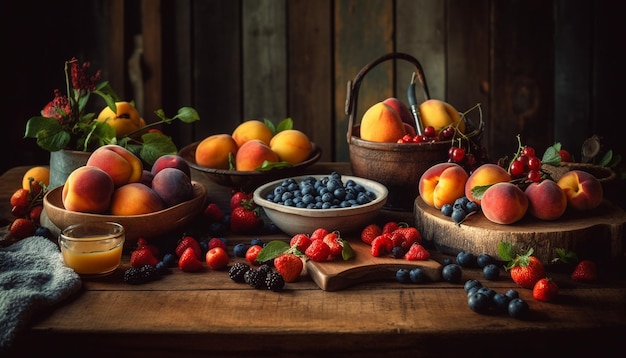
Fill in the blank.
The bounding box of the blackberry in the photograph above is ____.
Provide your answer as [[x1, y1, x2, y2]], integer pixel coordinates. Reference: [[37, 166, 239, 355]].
[[265, 271, 285, 292], [258, 263, 273, 274], [229, 262, 251, 283], [244, 268, 265, 289], [124, 265, 159, 284]]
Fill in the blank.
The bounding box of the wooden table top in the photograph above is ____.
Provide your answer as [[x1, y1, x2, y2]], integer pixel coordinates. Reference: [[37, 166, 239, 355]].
[[2, 164, 625, 357]]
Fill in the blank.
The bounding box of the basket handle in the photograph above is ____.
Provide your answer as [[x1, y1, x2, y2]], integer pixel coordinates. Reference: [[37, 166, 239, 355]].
[[345, 52, 431, 144]]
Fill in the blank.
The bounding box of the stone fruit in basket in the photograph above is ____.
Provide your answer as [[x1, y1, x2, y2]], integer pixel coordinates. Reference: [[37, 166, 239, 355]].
[[195, 133, 239, 169], [269, 129, 313, 164], [62, 166, 115, 213], [151, 154, 192, 178], [418, 99, 465, 133], [86, 144, 143, 187], [556, 170, 603, 211], [464, 163, 511, 206], [524, 179, 567, 220], [232, 119, 274, 147], [418, 162, 469, 209], [110, 183, 166, 215], [151, 167, 193, 207], [359, 102, 407, 143], [480, 182, 528, 224], [235, 139, 280, 171], [382, 97, 415, 128]]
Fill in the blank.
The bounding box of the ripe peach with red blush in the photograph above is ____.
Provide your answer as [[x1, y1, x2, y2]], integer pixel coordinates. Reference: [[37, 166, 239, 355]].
[[109, 183, 165, 215], [235, 139, 279, 171], [151, 154, 191, 178], [86, 144, 143, 187], [62, 166, 115, 214], [524, 180, 567, 220], [556, 170, 603, 211], [151, 167, 194, 207], [480, 182, 528, 224], [464, 163, 512, 206], [418, 162, 468, 209]]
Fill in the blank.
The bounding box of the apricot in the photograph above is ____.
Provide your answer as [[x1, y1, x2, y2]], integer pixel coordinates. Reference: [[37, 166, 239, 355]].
[[235, 139, 280, 171], [480, 182, 528, 224], [360, 102, 406, 143], [95, 101, 146, 138], [62, 166, 115, 214], [151, 154, 191, 178], [464, 164, 512, 206], [22, 166, 50, 190], [195, 134, 239, 169], [556, 170, 603, 211], [418, 162, 469, 209], [232, 120, 274, 147], [151, 168, 194, 207], [383, 97, 415, 128], [418, 99, 465, 133], [109, 183, 165, 215], [86, 144, 143, 187], [525, 180, 567, 220], [269, 129, 312, 164]]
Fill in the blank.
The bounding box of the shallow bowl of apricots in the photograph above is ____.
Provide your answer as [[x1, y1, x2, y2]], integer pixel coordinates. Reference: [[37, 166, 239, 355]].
[[43, 181, 207, 250], [178, 141, 322, 192], [253, 174, 388, 236]]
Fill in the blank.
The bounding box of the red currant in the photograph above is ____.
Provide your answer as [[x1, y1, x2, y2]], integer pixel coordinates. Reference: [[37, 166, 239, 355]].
[[509, 160, 525, 177], [401, 134, 413, 143], [527, 156, 542, 171], [522, 146, 535, 158], [527, 169, 541, 182]]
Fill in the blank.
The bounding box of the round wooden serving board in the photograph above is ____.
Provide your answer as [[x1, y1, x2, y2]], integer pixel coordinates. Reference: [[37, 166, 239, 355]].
[[414, 197, 626, 264]]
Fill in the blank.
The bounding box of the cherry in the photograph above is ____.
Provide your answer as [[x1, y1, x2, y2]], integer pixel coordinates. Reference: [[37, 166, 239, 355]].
[[527, 169, 541, 182], [450, 147, 466, 163], [423, 126, 437, 138], [527, 156, 542, 171], [509, 160, 525, 177], [522, 146, 535, 158]]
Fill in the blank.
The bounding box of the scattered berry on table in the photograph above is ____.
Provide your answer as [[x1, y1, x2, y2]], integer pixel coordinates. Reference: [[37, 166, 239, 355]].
[[532, 277, 559, 302], [124, 265, 160, 285], [505, 289, 520, 300], [464, 279, 482, 293], [244, 267, 265, 289], [245, 244, 263, 265], [290, 233, 312, 252], [476, 286, 496, 300], [441, 263, 462, 283], [409, 268, 427, 283], [482, 264, 500, 280], [233, 243, 248, 258], [361, 224, 382, 245], [508, 298, 530, 319], [476, 254, 494, 268], [273, 253, 303, 283], [228, 262, 251, 283], [456, 251, 476, 267], [492, 293, 511, 312], [250, 237, 264, 247], [468, 292, 491, 314], [404, 243, 431, 261], [391, 246, 405, 259], [130, 247, 159, 268], [265, 271, 285, 292], [571, 259, 597, 283], [178, 246, 204, 272], [396, 268, 411, 283], [305, 239, 331, 262]]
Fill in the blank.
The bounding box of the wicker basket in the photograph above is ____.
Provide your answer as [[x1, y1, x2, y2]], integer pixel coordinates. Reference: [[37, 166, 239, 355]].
[[346, 52, 483, 211]]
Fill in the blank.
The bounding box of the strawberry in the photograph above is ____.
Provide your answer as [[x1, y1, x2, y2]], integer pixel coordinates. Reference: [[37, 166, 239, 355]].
[[28, 205, 43, 224], [130, 247, 159, 268], [305, 239, 331, 262], [382, 221, 399, 234], [230, 202, 261, 234], [392, 227, 422, 249], [203, 202, 224, 222], [507, 253, 545, 289], [175, 236, 202, 260], [533, 277, 559, 302], [290, 233, 312, 252], [9, 218, 36, 240], [571, 260, 597, 283], [10, 188, 29, 207], [137, 237, 161, 258], [322, 232, 343, 256], [178, 247, 204, 272], [309, 227, 329, 241], [230, 191, 252, 210], [404, 243, 431, 261], [208, 237, 227, 250], [371, 234, 393, 257], [246, 244, 263, 265], [361, 224, 382, 245], [274, 253, 304, 282]]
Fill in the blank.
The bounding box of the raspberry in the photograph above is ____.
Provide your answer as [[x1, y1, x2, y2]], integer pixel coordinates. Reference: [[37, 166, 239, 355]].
[[229, 263, 251, 283], [265, 271, 285, 292]]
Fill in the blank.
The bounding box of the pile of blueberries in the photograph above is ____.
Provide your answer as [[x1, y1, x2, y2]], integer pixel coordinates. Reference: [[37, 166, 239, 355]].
[[263, 172, 377, 209], [440, 196, 479, 224]]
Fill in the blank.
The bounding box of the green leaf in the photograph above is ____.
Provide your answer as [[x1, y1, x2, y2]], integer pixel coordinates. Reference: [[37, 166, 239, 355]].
[[541, 144, 562, 166], [552, 248, 579, 264], [598, 150, 613, 167], [256, 240, 290, 262], [256, 160, 293, 171], [340, 239, 356, 260], [173, 107, 201, 124], [497, 242, 516, 262], [470, 184, 494, 200], [228, 152, 236, 170], [139, 132, 178, 166], [264, 119, 277, 134], [276, 117, 294, 133], [24, 116, 60, 138]]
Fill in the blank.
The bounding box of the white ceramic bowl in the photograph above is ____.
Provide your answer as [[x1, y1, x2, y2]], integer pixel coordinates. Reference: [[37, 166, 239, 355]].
[[253, 174, 388, 236]]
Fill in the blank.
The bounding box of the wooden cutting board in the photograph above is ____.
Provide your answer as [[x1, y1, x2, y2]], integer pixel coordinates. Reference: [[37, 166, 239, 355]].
[[305, 240, 442, 291], [414, 197, 626, 264]]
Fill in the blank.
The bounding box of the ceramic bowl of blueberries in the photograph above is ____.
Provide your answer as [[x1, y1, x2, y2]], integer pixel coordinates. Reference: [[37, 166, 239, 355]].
[[252, 173, 388, 236]]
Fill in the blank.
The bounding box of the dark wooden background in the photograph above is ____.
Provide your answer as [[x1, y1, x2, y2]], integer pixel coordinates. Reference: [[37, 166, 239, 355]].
[[3, 0, 625, 181]]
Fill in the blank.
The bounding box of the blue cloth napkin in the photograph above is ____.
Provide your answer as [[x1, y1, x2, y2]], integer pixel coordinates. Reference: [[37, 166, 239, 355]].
[[0, 236, 82, 352]]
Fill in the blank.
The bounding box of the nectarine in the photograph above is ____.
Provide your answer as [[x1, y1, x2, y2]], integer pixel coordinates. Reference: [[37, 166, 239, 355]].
[[556, 170, 603, 211], [464, 164, 512, 206], [235, 139, 279, 171], [418, 162, 469, 209], [480, 182, 528, 224], [151, 167, 194, 207], [151, 154, 191, 178], [525, 180, 567, 220], [360, 102, 406, 143], [383, 97, 415, 129], [62, 166, 115, 214], [86, 144, 143, 187]]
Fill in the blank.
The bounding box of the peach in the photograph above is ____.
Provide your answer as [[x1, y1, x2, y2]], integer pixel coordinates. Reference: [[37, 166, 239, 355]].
[[383, 97, 415, 128], [360, 102, 406, 143], [269, 129, 312, 164], [418, 162, 469, 209], [109, 183, 165, 215], [480, 182, 528, 224], [418, 99, 465, 133], [195, 134, 239, 169], [62, 166, 115, 214], [151, 167, 194, 207], [556, 170, 603, 211], [232, 120, 274, 147], [525, 180, 567, 220], [86, 144, 143, 187], [151, 154, 191, 178], [235, 139, 280, 171], [95, 101, 146, 138], [464, 163, 512, 206]]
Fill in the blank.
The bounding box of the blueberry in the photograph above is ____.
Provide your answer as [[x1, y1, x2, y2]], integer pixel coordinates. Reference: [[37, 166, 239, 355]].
[[34, 226, 52, 239], [464, 279, 482, 293], [476, 286, 496, 300], [468, 292, 491, 314], [442, 257, 453, 266], [505, 289, 520, 300], [441, 204, 453, 217], [250, 237, 263, 247], [476, 253, 494, 268], [391, 246, 405, 259], [396, 268, 411, 283], [454, 196, 470, 208], [508, 298, 530, 319], [162, 253, 177, 267], [466, 285, 481, 298], [492, 293, 511, 312], [456, 251, 476, 267], [451, 208, 466, 224], [409, 268, 427, 283], [441, 264, 462, 283], [233, 243, 248, 258], [465, 200, 479, 213], [482, 264, 500, 280]]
